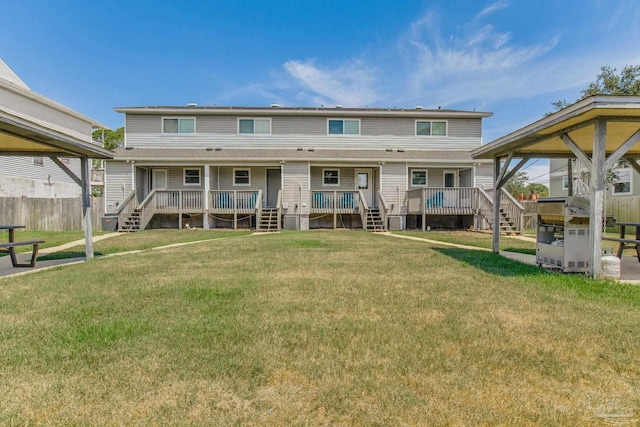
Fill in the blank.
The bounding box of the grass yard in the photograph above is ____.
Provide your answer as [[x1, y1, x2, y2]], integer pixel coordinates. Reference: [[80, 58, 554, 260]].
[[38, 229, 252, 260], [1, 231, 639, 425]]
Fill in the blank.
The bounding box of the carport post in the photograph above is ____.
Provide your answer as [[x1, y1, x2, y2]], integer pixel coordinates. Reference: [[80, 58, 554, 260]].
[[81, 157, 94, 259], [492, 156, 501, 253], [589, 120, 606, 278]]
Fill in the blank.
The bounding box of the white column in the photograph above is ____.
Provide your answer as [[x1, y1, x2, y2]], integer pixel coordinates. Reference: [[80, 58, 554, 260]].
[[203, 165, 210, 229]]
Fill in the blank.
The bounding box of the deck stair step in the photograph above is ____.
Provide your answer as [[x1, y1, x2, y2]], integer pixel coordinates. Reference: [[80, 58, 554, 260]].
[[118, 208, 142, 232], [256, 208, 279, 232], [364, 208, 386, 232]]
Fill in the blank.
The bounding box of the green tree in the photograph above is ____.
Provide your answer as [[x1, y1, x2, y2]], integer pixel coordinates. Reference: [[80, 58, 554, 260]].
[[525, 183, 549, 198], [504, 170, 528, 198], [92, 127, 124, 150], [549, 65, 640, 113]]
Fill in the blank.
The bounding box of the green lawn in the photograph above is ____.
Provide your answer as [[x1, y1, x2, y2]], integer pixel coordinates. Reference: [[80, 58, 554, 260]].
[[1, 231, 639, 425]]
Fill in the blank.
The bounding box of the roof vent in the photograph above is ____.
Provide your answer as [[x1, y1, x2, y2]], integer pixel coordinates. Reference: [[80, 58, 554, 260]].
[[415, 106, 424, 110], [187, 103, 197, 107], [335, 104, 343, 108], [271, 103, 280, 108]]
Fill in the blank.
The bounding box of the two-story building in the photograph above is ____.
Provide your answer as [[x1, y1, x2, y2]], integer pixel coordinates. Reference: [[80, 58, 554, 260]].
[[104, 105, 520, 232]]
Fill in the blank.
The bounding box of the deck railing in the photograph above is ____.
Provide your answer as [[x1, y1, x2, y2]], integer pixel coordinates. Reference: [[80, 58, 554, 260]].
[[406, 187, 478, 215], [154, 190, 204, 214], [310, 190, 361, 214], [209, 190, 260, 214]]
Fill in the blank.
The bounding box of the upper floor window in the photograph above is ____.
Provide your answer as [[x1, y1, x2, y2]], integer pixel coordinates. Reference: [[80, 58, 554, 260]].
[[416, 120, 447, 136], [323, 169, 340, 186], [328, 119, 359, 135], [33, 157, 44, 166], [411, 170, 427, 186], [562, 176, 569, 190], [612, 168, 632, 195], [163, 117, 195, 133], [183, 168, 201, 186], [239, 118, 270, 134]]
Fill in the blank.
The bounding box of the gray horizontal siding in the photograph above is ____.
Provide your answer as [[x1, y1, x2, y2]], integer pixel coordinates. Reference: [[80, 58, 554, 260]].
[[381, 163, 407, 215], [125, 115, 160, 134], [124, 113, 483, 139], [282, 162, 309, 215], [163, 166, 204, 189], [475, 163, 493, 189], [0, 156, 80, 183], [0, 86, 91, 136], [216, 166, 267, 191], [105, 161, 133, 213], [272, 116, 326, 135], [309, 167, 356, 190], [125, 133, 481, 151]]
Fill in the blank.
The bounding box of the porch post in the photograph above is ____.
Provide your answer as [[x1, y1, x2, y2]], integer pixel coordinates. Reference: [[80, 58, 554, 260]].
[[333, 191, 337, 229], [203, 165, 210, 229], [178, 190, 183, 229], [421, 187, 426, 232], [233, 190, 238, 230], [80, 157, 94, 259]]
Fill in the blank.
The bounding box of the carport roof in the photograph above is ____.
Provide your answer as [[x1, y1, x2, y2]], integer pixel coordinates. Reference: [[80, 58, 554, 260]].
[[0, 65, 112, 159], [472, 95, 640, 159]]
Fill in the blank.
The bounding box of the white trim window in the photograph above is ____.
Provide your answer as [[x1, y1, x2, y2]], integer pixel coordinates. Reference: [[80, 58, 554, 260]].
[[239, 118, 271, 134], [322, 169, 340, 186], [163, 117, 195, 133], [416, 120, 447, 136], [183, 168, 201, 186], [612, 168, 632, 195], [411, 170, 427, 187], [328, 119, 360, 135], [562, 176, 569, 190], [234, 168, 251, 186], [33, 157, 44, 166]]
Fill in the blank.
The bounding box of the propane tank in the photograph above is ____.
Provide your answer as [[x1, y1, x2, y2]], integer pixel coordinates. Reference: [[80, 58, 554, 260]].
[[601, 253, 621, 280]]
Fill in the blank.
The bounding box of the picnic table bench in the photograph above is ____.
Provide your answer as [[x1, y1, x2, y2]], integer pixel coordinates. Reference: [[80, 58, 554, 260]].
[[602, 221, 640, 261], [0, 225, 45, 267]]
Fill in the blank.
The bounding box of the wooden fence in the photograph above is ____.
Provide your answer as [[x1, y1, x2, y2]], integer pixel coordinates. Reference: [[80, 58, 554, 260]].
[[518, 197, 640, 232], [0, 196, 105, 231]]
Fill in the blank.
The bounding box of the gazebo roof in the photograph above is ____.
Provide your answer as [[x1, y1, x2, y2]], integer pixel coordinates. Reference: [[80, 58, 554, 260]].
[[472, 95, 640, 160]]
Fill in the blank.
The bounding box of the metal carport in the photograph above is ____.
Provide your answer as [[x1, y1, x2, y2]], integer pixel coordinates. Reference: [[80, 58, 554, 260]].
[[472, 95, 640, 278], [0, 62, 112, 259]]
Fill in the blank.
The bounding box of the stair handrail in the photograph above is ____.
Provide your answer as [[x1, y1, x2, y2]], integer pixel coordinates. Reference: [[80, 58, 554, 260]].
[[255, 190, 263, 230], [138, 189, 158, 231], [358, 190, 369, 230], [499, 188, 524, 233], [116, 190, 137, 231], [376, 190, 389, 230], [276, 189, 283, 231], [476, 187, 494, 230]]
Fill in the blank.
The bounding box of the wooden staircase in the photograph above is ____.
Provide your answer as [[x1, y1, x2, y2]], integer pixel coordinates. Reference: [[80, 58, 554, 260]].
[[256, 208, 279, 232], [485, 208, 520, 235], [364, 208, 386, 232], [119, 209, 142, 232]]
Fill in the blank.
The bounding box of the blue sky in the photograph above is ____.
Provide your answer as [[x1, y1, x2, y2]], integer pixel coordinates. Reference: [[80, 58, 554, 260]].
[[2, 0, 640, 185]]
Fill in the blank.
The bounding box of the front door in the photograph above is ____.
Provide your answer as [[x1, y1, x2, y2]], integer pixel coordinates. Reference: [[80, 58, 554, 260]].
[[266, 168, 281, 208], [355, 168, 374, 208], [152, 169, 167, 190]]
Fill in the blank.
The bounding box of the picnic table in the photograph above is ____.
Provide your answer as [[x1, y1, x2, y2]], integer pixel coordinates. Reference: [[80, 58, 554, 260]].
[[602, 221, 640, 261], [0, 225, 45, 267]]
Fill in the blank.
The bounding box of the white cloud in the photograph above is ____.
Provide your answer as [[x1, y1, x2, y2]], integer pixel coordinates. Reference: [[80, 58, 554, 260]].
[[283, 59, 379, 107]]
